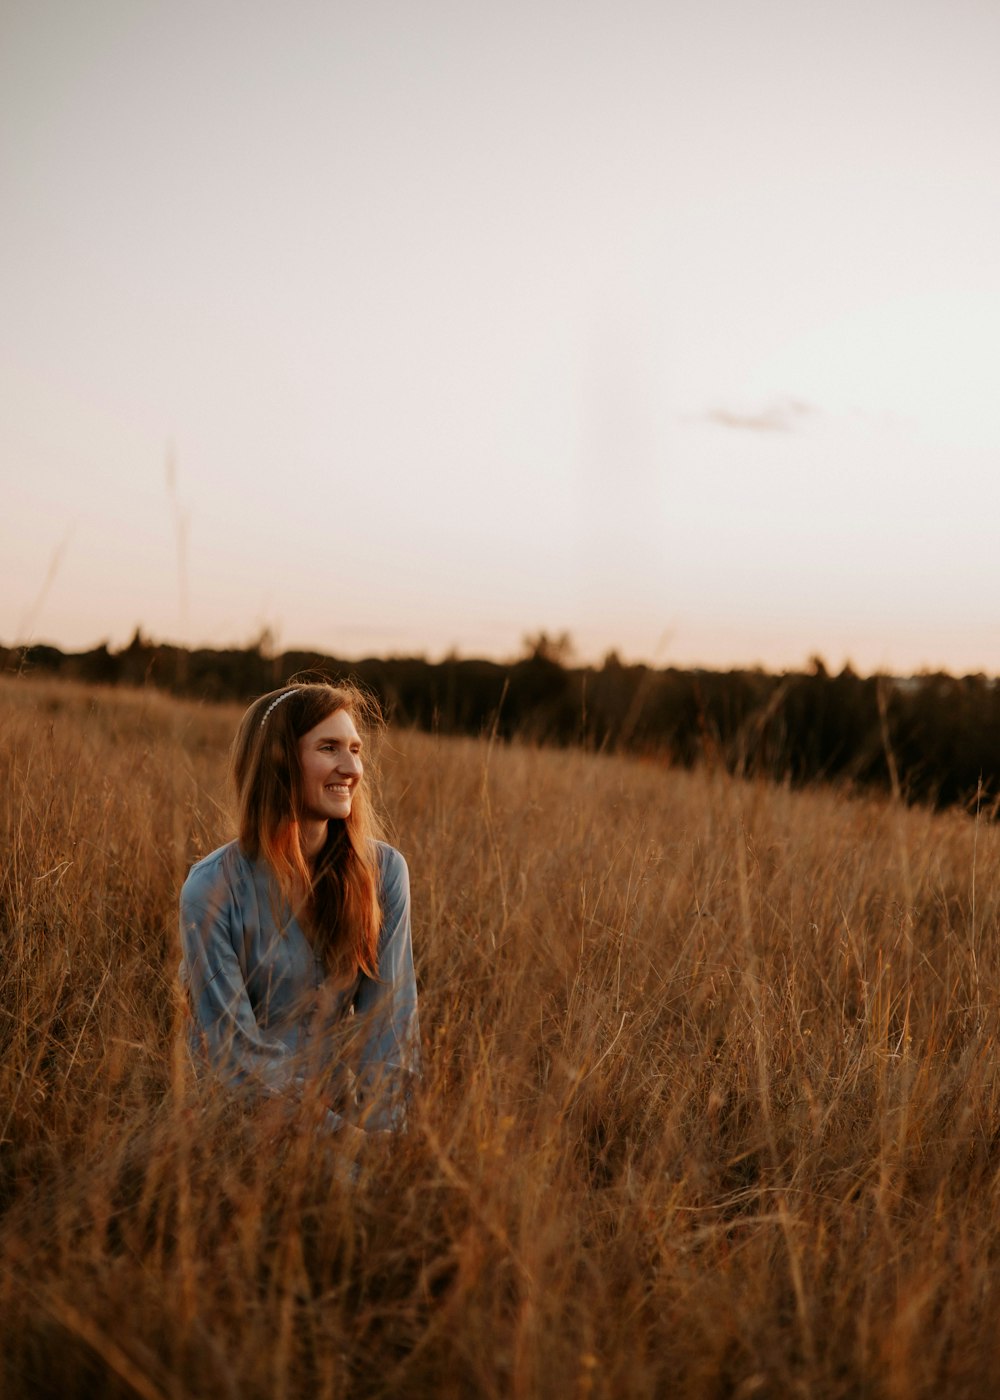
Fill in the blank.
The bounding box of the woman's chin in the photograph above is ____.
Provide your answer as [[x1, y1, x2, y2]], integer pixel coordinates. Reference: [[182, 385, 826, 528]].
[[300, 799, 351, 824]]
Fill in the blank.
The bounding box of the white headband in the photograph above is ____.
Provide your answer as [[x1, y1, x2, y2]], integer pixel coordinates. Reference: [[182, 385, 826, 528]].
[[259, 688, 299, 728]]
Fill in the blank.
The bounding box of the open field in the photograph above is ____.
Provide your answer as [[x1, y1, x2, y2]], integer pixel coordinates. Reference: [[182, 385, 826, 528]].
[[4, 675, 1000, 1398]]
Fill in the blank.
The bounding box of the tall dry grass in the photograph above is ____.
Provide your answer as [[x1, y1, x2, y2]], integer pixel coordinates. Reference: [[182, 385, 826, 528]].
[[3, 675, 1000, 1397]]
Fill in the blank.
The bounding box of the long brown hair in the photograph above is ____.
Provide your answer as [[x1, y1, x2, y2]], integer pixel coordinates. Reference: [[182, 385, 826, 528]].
[[230, 679, 385, 978]]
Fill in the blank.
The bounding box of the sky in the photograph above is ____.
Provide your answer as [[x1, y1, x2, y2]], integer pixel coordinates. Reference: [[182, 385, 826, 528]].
[[2, 0, 999, 674]]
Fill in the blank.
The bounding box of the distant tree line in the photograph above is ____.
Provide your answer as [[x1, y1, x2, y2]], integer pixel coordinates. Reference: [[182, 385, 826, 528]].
[[4, 631, 998, 814]]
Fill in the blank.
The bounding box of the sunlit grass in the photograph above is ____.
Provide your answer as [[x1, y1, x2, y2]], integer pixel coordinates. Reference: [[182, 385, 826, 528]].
[[3, 674, 1000, 1397]]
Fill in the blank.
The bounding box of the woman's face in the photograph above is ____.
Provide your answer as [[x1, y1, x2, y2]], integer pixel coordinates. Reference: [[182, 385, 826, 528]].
[[295, 707, 363, 823]]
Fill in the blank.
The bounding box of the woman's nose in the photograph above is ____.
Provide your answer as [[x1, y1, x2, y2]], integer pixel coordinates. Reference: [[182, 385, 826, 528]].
[[339, 751, 362, 776]]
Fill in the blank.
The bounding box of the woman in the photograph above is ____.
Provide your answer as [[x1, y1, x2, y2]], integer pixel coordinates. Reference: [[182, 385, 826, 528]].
[[179, 681, 419, 1140]]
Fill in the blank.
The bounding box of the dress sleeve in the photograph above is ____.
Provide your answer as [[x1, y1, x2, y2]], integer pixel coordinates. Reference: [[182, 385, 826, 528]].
[[179, 864, 348, 1131], [351, 845, 421, 1130]]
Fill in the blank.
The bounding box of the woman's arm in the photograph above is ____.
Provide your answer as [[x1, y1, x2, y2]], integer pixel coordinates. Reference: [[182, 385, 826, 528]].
[[180, 879, 293, 1090], [351, 844, 421, 1130]]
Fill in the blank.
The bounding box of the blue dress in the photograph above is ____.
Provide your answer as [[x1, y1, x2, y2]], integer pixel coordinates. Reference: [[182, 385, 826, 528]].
[[179, 839, 419, 1132]]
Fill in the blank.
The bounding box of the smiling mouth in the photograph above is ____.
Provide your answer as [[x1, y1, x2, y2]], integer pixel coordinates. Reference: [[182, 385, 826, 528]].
[[325, 783, 351, 795]]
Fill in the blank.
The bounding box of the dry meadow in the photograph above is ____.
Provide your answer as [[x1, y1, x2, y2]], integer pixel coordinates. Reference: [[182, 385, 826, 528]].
[[4, 675, 1000, 1398]]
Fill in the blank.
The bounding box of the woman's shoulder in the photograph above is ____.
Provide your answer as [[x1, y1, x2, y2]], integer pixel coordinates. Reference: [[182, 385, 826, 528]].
[[181, 839, 249, 906], [373, 840, 409, 890]]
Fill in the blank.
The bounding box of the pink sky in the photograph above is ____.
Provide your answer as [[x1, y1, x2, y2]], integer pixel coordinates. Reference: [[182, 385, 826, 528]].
[[3, 0, 999, 674]]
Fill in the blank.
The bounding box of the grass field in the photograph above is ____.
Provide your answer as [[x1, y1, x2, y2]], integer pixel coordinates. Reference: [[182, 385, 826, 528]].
[[3, 674, 1000, 1398]]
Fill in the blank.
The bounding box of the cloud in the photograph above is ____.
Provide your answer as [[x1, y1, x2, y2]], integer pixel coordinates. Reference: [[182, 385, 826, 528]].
[[700, 398, 818, 433]]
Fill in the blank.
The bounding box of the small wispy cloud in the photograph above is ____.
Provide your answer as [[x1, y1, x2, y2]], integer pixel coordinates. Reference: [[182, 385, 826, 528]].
[[699, 398, 818, 433]]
